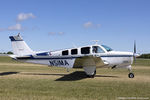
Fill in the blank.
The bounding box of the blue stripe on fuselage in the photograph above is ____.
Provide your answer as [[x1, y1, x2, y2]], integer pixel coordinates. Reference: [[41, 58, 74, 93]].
[[16, 55, 133, 60], [101, 55, 133, 57], [36, 52, 49, 56]]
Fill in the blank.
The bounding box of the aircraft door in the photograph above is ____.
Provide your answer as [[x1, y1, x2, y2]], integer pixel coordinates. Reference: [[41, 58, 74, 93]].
[[92, 46, 105, 54]]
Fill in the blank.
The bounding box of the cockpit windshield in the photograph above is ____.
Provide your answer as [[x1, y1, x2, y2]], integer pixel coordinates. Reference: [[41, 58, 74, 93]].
[[101, 45, 113, 52]]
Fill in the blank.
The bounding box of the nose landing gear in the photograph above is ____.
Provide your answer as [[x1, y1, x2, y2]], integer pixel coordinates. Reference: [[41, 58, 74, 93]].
[[128, 65, 134, 78]]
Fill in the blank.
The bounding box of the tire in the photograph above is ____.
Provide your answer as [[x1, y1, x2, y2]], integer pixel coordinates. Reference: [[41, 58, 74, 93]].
[[128, 73, 134, 78], [86, 70, 96, 78], [86, 75, 94, 78], [94, 70, 96, 76]]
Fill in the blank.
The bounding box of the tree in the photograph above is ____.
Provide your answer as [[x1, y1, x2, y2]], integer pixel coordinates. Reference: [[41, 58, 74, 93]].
[[138, 53, 150, 59], [7, 51, 13, 54]]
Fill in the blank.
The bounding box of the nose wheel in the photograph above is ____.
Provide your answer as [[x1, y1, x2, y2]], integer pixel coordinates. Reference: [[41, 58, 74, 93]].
[[128, 73, 134, 78]]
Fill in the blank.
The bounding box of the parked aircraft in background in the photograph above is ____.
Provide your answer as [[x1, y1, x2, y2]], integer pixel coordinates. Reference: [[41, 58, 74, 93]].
[[9, 33, 139, 78]]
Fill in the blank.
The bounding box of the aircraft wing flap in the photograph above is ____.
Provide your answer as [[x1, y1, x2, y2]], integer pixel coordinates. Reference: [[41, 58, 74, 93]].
[[93, 56, 107, 67], [73, 55, 107, 68]]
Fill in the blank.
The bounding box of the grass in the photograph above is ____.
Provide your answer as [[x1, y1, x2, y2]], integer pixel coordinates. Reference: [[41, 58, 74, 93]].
[[133, 58, 150, 66], [0, 56, 150, 100]]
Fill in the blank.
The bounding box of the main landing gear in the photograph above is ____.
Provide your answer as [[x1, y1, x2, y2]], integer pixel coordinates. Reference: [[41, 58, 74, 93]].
[[128, 65, 134, 78], [83, 66, 96, 78], [86, 70, 96, 78]]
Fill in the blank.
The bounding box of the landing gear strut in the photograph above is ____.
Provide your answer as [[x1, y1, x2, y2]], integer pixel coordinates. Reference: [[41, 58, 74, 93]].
[[128, 65, 134, 78]]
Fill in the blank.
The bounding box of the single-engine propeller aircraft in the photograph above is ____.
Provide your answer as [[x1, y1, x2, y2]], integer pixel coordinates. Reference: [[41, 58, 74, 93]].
[[9, 33, 139, 78]]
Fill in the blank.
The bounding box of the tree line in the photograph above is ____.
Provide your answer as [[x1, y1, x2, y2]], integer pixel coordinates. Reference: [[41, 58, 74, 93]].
[[0, 51, 13, 54], [138, 53, 150, 59]]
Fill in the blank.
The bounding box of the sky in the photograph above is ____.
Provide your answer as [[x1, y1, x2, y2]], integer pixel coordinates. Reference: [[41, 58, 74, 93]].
[[0, 0, 150, 53]]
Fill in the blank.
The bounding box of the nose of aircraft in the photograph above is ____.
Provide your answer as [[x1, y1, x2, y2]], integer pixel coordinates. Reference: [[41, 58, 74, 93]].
[[121, 51, 134, 64]]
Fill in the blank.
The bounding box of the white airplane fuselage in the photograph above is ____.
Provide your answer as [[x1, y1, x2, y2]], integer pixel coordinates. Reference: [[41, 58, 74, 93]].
[[16, 45, 133, 69]]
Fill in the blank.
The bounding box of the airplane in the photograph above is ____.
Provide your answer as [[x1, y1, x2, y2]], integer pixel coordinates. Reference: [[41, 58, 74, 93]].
[[9, 33, 139, 78]]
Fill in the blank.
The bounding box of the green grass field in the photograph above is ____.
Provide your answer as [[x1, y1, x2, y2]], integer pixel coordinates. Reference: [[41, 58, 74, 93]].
[[0, 56, 150, 100]]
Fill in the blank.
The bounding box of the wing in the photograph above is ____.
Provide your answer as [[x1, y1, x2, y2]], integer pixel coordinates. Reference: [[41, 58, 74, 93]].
[[73, 55, 108, 68]]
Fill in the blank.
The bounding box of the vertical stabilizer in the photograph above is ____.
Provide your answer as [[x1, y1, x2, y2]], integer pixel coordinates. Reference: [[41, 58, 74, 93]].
[[9, 34, 34, 56]]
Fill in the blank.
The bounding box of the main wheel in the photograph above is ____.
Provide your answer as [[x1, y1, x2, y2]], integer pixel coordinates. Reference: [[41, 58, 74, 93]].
[[128, 73, 134, 78], [86, 70, 96, 78]]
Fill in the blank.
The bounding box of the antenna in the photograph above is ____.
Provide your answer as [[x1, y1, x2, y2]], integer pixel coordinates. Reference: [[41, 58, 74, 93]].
[[91, 40, 99, 45], [17, 33, 20, 37]]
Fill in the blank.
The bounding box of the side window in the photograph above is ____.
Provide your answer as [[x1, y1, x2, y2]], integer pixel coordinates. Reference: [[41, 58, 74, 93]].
[[92, 46, 104, 53], [71, 49, 78, 55], [62, 50, 68, 55], [81, 47, 90, 54]]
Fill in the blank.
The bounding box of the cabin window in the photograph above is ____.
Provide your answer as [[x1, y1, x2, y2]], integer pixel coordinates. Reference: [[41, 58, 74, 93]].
[[81, 47, 90, 54], [71, 49, 78, 55], [62, 50, 68, 55], [92, 46, 104, 53]]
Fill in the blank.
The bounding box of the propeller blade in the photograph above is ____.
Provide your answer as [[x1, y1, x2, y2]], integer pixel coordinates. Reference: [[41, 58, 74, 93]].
[[134, 40, 136, 54], [134, 40, 136, 63]]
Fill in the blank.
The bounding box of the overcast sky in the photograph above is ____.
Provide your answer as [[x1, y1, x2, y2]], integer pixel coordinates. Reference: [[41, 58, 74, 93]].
[[0, 0, 150, 53]]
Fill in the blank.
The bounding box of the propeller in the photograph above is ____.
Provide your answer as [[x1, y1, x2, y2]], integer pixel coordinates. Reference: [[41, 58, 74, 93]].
[[133, 40, 136, 62], [133, 40, 140, 63]]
